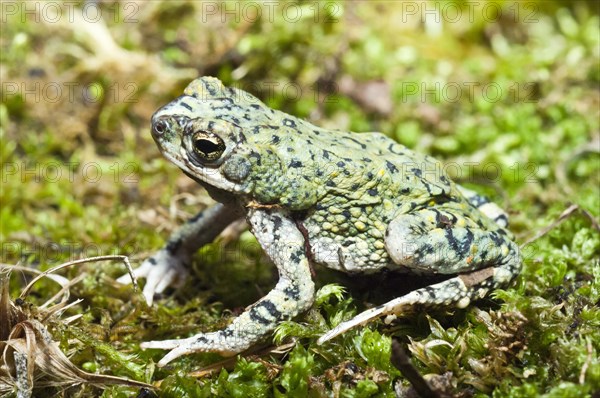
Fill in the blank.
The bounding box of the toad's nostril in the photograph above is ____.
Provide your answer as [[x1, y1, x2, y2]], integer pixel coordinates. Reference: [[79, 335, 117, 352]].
[[153, 119, 169, 136]]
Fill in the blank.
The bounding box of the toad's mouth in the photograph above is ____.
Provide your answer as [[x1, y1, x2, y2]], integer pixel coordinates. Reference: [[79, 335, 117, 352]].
[[154, 140, 189, 175]]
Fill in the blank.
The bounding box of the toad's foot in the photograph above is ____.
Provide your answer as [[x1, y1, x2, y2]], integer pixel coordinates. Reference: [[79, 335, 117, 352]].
[[116, 249, 189, 306], [141, 332, 243, 366], [116, 204, 240, 305]]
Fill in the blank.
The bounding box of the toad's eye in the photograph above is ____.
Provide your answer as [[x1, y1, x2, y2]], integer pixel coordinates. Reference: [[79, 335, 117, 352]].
[[192, 131, 225, 161]]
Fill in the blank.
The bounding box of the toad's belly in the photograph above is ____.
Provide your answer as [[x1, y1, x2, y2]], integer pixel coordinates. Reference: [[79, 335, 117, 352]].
[[307, 235, 400, 273]]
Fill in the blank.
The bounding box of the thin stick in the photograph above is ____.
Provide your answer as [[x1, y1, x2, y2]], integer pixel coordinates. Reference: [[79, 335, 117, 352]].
[[390, 338, 439, 398]]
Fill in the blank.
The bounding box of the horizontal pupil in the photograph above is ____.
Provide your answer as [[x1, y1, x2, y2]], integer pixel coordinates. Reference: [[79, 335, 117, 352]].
[[195, 139, 220, 154]]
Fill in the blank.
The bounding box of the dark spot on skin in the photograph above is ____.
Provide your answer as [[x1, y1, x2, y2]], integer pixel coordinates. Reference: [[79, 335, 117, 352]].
[[342, 210, 351, 219], [446, 213, 458, 225], [351, 183, 360, 190], [180, 101, 192, 111], [249, 152, 262, 165], [322, 150, 331, 160], [337, 161, 345, 167], [287, 147, 294, 152], [289, 160, 303, 168], [489, 231, 506, 246], [430, 209, 443, 226], [368, 189, 378, 196], [222, 329, 234, 337], [251, 104, 260, 109], [418, 243, 435, 256], [411, 168, 422, 177], [423, 182, 434, 196], [271, 135, 280, 144], [249, 310, 272, 325], [188, 211, 204, 223], [444, 228, 473, 258], [203, 82, 217, 96], [401, 187, 410, 194], [337, 248, 346, 268], [195, 336, 209, 343], [440, 175, 449, 184], [166, 238, 182, 254], [283, 118, 297, 128], [388, 143, 404, 155], [386, 160, 398, 173], [273, 216, 283, 231], [470, 194, 490, 207], [361, 157, 372, 163], [313, 130, 321, 135], [283, 285, 300, 300], [148, 257, 157, 265], [289, 250, 302, 263], [367, 172, 374, 179], [344, 136, 367, 149], [326, 180, 335, 187]]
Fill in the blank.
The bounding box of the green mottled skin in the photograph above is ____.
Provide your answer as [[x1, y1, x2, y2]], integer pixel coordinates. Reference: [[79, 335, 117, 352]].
[[123, 77, 521, 366]]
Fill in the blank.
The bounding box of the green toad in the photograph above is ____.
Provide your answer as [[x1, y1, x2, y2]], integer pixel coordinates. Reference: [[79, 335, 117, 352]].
[[118, 77, 521, 367]]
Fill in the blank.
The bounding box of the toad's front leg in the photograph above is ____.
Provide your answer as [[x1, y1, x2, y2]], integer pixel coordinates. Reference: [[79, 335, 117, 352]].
[[142, 208, 315, 367]]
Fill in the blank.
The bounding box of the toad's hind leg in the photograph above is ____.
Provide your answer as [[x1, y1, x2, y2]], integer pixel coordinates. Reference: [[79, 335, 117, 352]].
[[456, 185, 509, 228], [317, 207, 520, 344]]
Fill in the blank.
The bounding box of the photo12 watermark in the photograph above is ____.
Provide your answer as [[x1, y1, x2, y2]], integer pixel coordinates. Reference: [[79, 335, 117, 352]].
[[399, 82, 539, 104], [198, 1, 342, 23], [1, 1, 140, 24], [2, 81, 139, 104], [2, 161, 140, 184], [398, 1, 539, 24]]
